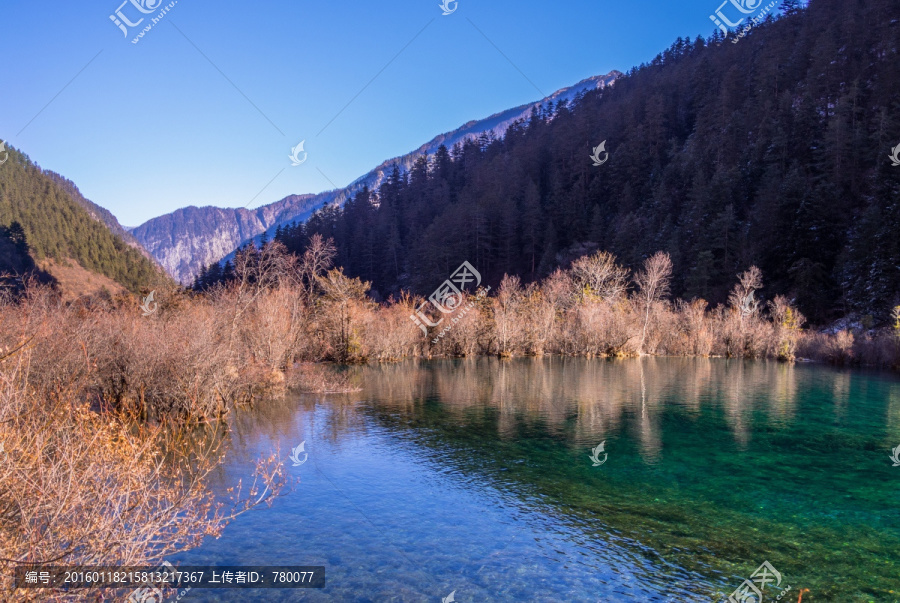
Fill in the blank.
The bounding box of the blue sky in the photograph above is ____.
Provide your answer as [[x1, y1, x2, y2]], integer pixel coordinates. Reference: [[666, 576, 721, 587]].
[[1, 0, 739, 226]]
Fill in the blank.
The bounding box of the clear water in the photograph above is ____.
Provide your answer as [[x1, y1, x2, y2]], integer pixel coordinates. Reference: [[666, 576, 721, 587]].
[[171, 358, 900, 602]]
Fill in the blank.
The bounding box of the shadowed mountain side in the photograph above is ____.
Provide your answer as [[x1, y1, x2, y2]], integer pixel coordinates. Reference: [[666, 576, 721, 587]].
[[345, 71, 623, 193], [269, 0, 900, 323]]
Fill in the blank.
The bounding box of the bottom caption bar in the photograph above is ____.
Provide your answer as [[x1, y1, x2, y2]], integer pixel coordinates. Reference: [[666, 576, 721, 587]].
[[15, 566, 326, 589]]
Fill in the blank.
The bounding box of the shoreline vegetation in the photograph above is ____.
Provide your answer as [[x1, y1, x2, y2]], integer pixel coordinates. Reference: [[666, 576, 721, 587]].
[[2, 235, 898, 600], [197, 236, 899, 372]]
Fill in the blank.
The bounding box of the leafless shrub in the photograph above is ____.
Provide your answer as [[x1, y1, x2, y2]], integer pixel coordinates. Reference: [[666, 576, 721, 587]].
[[314, 268, 373, 362], [541, 268, 576, 310], [821, 330, 855, 365], [298, 234, 337, 297], [634, 252, 673, 355], [560, 299, 635, 357], [552, 252, 636, 357], [769, 296, 806, 361], [852, 334, 900, 367], [358, 296, 422, 361], [521, 284, 556, 356], [718, 266, 771, 358], [431, 291, 486, 357], [491, 275, 528, 357], [728, 266, 764, 323], [666, 299, 714, 356], [238, 285, 308, 375]]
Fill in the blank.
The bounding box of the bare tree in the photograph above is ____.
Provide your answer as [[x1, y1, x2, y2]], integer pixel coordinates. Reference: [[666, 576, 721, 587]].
[[634, 252, 673, 355], [492, 275, 525, 357], [570, 251, 630, 303], [316, 268, 371, 361], [728, 266, 764, 327], [299, 234, 337, 297]]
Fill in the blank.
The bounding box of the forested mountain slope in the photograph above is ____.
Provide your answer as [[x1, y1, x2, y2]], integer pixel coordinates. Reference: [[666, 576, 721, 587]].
[[0, 146, 166, 294], [133, 74, 621, 284], [272, 0, 899, 323]]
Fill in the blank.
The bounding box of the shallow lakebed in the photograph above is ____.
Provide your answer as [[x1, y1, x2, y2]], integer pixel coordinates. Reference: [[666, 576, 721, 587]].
[[172, 358, 900, 602]]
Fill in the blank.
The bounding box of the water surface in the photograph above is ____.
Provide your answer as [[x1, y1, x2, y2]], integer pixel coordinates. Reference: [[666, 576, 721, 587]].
[[173, 358, 900, 602]]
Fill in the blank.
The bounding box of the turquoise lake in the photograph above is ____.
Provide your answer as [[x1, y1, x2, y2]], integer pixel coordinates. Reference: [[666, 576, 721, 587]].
[[171, 358, 900, 602]]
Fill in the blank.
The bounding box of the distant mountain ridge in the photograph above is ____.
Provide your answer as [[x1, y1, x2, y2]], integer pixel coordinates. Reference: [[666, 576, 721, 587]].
[[346, 71, 623, 193], [130, 71, 623, 283], [129, 193, 336, 282]]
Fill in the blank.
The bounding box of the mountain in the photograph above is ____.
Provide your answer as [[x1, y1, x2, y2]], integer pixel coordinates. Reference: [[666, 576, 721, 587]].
[[345, 71, 623, 193], [0, 145, 167, 296], [129, 193, 338, 283], [266, 0, 900, 323], [44, 171, 153, 261], [131, 71, 622, 283]]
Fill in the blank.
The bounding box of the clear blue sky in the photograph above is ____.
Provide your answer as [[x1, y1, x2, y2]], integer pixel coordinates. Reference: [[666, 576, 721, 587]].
[[1, 0, 739, 226]]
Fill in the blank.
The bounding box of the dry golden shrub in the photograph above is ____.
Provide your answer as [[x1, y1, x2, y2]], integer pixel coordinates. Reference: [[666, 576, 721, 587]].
[[521, 285, 557, 356], [665, 299, 714, 356], [358, 298, 422, 361], [0, 349, 287, 601], [313, 268, 374, 362], [768, 295, 806, 361], [426, 288, 491, 357], [824, 330, 855, 364], [490, 275, 528, 357]]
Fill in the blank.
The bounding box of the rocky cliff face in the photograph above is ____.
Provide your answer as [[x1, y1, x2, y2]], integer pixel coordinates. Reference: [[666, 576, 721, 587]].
[[129, 194, 330, 283]]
